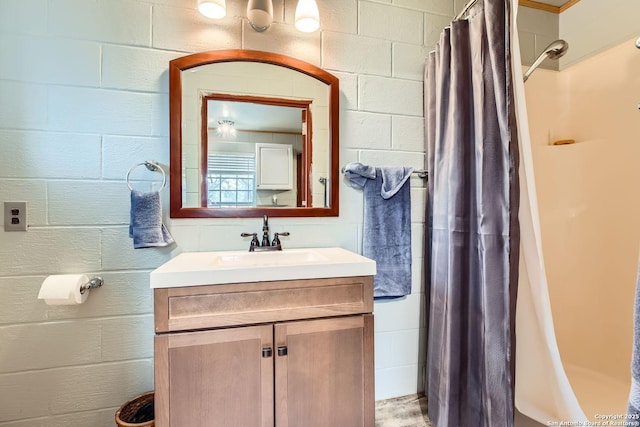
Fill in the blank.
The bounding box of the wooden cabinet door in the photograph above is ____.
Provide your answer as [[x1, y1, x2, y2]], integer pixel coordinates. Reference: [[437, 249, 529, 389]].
[[274, 315, 374, 427], [155, 325, 274, 427]]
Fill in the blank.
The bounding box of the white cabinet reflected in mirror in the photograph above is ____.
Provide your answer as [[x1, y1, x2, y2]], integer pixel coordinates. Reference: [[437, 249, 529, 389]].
[[255, 143, 293, 192], [201, 96, 307, 208], [170, 50, 339, 218]]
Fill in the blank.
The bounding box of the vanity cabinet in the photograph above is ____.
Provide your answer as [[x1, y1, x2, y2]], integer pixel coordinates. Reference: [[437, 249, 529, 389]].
[[153, 275, 374, 427]]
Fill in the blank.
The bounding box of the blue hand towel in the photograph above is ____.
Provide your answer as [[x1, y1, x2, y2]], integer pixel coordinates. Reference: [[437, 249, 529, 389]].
[[344, 162, 413, 298], [129, 190, 174, 249], [628, 256, 640, 415], [343, 162, 376, 188]]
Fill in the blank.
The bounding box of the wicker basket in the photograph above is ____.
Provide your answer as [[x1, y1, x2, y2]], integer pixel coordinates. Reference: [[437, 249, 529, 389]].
[[115, 391, 155, 427]]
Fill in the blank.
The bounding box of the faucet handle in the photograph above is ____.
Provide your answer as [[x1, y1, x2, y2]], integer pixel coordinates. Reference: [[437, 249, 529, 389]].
[[272, 232, 290, 247], [241, 232, 260, 251]]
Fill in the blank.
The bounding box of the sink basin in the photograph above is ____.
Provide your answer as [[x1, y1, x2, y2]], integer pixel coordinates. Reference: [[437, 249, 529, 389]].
[[211, 249, 327, 267], [150, 247, 376, 288]]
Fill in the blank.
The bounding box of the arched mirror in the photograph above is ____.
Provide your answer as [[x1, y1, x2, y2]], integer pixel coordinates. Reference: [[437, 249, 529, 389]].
[[169, 50, 339, 218]]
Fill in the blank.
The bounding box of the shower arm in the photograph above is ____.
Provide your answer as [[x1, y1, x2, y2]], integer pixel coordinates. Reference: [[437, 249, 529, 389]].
[[523, 55, 546, 82]]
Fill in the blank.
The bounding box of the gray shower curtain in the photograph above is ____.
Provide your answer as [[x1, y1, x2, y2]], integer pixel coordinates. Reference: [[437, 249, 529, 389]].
[[424, 1, 520, 426]]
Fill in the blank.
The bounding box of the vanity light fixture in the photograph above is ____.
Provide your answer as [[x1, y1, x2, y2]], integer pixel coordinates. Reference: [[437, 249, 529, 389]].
[[196, 0, 319, 33], [197, 0, 226, 19], [295, 0, 320, 33], [217, 120, 237, 137], [247, 0, 274, 32]]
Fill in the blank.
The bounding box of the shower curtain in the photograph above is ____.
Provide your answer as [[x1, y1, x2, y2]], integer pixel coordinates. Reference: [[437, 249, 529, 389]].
[[424, 0, 520, 425], [629, 257, 640, 416], [509, 3, 586, 422]]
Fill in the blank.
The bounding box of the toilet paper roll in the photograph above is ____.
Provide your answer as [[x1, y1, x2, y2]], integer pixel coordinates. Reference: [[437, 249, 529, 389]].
[[38, 274, 90, 306]]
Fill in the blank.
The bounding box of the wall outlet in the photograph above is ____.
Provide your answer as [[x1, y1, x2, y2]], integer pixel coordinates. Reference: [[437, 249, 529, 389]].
[[4, 201, 28, 231]]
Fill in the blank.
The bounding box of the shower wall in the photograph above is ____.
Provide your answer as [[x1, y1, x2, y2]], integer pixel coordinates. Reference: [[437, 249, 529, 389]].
[[524, 37, 640, 383], [559, 0, 640, 68]]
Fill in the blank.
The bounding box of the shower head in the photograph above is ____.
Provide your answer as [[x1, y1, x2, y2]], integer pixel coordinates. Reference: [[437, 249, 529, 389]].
[[544, 39, 569, 59], [523, 39, 569, 82]]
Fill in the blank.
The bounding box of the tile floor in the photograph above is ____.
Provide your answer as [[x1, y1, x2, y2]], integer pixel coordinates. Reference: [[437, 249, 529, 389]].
[[375, 394, 433, 427], [375, 396, 549, 427]]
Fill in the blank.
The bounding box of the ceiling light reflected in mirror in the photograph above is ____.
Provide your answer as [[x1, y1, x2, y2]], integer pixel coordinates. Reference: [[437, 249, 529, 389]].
[[216, 120, 236, 138]]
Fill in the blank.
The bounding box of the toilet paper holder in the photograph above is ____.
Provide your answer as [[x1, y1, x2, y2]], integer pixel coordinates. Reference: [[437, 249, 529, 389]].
[[80, 277, 104, 294]]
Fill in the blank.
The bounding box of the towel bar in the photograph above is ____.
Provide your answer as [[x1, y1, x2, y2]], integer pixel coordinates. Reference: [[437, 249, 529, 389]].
[[341, 166, 428, 179], [126, 161, 167, 191]]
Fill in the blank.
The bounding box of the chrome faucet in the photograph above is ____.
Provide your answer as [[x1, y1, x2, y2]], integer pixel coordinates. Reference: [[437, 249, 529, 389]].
[[261, 215, 270, 247], [241, 215, 290, 252]]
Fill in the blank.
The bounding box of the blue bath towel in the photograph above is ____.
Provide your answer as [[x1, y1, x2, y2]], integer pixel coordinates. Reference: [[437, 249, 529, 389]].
[[129, 190, 174, 249], [344, 162, 413, 298], [628, 256, 640, 416]]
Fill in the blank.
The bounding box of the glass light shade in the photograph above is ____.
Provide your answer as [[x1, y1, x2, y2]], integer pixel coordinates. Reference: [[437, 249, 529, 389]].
[[295, 0, 320, 33], [217, 120, 236, 137], [198, 0, 226, 19], [247, 0, 273, 31]]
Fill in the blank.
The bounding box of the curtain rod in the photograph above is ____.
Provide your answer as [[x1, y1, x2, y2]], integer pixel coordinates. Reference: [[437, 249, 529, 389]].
[[455, 0, 479, 20]]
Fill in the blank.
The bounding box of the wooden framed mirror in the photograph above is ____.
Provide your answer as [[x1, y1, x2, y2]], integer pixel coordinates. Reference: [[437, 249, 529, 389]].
[[169, 50, 339, 218]]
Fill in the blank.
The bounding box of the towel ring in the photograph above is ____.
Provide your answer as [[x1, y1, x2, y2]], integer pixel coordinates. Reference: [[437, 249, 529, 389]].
[[126, 161, 166, 191]]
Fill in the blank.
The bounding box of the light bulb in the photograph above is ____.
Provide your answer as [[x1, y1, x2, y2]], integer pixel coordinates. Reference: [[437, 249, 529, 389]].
[[217, 120, 236, 137], [295, 0, 320, 33], [198, 0, 226, 19]]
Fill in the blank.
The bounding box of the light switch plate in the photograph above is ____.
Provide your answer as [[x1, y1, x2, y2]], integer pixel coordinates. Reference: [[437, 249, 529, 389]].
[[4, 201, 28, 231]]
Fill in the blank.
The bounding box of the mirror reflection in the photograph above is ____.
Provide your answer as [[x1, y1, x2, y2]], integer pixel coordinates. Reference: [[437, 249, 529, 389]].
[[201, 95, 321, 209], [170, 50, 339, 218]]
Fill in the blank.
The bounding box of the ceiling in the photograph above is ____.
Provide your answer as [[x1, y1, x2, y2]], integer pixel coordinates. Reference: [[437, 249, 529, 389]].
[[536, 0, 569, 6], [207, 100, 304, 134], [520, 0, 581, 12]]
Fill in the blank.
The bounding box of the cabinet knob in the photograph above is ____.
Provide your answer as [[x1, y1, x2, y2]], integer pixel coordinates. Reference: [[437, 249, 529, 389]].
[[262, 347, 273, 358], [277, 346, 288, 356]]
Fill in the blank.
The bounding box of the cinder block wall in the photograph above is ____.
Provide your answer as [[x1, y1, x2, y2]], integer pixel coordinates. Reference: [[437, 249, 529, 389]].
[[0, 1, 556, 425]]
